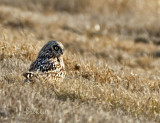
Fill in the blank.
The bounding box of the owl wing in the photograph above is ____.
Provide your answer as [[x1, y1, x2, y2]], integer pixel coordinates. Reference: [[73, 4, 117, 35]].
[[23, 72, 34, 82], [29, 58, 56, 72], [23, 58, 56, 82]]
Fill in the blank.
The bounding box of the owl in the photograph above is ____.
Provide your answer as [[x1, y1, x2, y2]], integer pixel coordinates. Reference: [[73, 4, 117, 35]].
[[23, 41, 65, 83]]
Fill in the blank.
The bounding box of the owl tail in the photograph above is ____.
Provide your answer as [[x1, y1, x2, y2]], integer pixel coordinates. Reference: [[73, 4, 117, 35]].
[[23, 72, 34, 82]]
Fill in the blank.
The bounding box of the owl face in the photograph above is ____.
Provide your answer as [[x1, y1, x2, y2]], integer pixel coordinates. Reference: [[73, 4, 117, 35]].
[[38, 41, 64, 59]]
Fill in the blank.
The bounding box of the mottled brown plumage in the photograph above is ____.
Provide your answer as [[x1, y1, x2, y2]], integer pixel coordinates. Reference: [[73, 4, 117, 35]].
[[23, 41, 65, 83]]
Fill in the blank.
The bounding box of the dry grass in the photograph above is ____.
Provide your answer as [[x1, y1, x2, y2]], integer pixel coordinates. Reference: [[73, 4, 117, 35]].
[[0, 0, 160, 123]]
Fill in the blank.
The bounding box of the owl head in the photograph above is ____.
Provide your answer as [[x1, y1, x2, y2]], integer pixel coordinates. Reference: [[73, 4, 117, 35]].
[[37, 41, 64, 59]]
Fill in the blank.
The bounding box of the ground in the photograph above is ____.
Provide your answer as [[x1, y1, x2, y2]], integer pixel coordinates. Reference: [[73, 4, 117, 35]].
[[0, 0, 160, 123]]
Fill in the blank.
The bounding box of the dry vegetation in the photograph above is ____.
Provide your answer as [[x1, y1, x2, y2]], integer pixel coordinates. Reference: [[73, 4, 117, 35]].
[[0, 0, 160, 122]]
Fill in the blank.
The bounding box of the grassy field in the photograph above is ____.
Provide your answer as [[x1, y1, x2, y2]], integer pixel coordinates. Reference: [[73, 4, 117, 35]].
[[0, 0, 160, 122]]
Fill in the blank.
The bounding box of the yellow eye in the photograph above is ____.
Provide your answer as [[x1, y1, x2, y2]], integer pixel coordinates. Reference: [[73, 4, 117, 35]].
[[54, 46, 59, 51]]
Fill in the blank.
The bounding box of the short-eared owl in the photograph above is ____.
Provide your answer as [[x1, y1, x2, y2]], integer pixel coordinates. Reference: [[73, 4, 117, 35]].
[[23, 41, 65, 83]]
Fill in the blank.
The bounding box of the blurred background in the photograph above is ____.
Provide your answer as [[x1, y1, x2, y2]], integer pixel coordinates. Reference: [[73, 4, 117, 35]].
[[0, 0, 160, 42]]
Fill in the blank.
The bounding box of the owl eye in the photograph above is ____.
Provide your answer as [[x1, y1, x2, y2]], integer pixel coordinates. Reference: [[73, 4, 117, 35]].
[[54, 46, 59, 51]]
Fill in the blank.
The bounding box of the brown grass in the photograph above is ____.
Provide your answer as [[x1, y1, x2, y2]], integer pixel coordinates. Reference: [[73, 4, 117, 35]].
[[0, 0, 160, 122]]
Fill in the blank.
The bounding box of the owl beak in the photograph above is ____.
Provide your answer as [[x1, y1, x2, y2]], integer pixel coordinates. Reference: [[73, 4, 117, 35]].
[[61, 50, 63, 55]]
